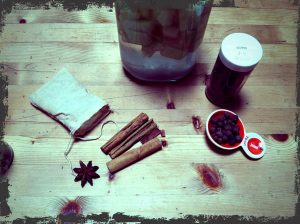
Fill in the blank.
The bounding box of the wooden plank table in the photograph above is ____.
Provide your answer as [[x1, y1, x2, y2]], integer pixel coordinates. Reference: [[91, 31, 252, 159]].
[[0, 0, 299, 222]]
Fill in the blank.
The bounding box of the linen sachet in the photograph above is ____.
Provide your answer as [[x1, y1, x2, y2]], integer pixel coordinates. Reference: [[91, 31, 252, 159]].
[[29, 68, 111, 137]]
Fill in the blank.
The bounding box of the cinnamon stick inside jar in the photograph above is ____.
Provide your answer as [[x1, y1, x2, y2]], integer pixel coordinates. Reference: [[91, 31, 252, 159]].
[[107, 138, 162, 174]]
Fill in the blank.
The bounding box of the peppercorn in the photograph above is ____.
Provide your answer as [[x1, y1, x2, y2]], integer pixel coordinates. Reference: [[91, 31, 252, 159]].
[[217, 121, 224, 127], [235, 135, 242, 143], [210, 127, 216, 134], [222, 135, 228, 142], [231, 115, 238, 124]]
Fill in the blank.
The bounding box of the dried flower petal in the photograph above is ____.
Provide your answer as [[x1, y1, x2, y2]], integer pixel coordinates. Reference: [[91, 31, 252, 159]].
[[192, 115, 202, 130]]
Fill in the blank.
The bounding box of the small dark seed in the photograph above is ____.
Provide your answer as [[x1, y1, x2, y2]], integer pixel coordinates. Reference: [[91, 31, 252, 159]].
[[212, 134, 218, 141], [216, 138, 223, 144], [225, 130, 232, 137], [224, 112, 231, 118], [217, 121, 224, 127], [233, 126, 240, 134], [224, 125, 231, 130], [216, 131, 223, 138], [210, 127, 216, 134], [228, 134, 234, 140], [229, 139, 235, 146], [211, 117, 218, 124], [235, 135, 242, 143], [231, 115, 239, 124]]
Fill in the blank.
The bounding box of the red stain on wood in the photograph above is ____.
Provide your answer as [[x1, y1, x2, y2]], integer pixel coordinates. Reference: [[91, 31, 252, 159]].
[[271, 134, 289, 142], [60, 198, 84, 216], [195, 164, 222, 191], [98, 18, 111, 23]]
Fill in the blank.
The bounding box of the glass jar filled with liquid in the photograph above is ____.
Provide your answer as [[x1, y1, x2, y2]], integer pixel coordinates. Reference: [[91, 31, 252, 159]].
[[115, 0, 213, 81]]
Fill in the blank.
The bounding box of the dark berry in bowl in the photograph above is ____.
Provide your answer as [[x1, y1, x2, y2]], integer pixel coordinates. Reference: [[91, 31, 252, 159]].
[[206, 109, 245, 150], [217, 121, 224, 127], [222, 135, 228, 142], [224, 111, 231, 118], [211, 117, 218, 124], [235, 135, 243, 143], [229, 139, 236, 146], [210, 127, 216, 134], [231, 115, 239, 124]]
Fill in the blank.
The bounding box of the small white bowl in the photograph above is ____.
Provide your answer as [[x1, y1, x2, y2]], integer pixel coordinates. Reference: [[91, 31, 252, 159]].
[[206, 109, 246, 150]]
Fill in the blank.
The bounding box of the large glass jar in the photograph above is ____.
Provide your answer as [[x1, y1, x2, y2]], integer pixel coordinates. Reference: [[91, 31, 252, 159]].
[[115, 0, 213, 81]]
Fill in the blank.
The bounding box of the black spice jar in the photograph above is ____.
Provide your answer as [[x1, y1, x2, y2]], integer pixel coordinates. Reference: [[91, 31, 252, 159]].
[[206, 33, 263, 106]]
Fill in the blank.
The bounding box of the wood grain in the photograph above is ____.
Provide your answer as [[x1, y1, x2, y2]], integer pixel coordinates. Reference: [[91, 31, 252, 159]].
[[3, 134, 298, 220], [6, 84, 297, 110], [2, 63, 296, 86], [3, 7, 298, 26], [4, 108, 298, 137], [1, 1, 299, 221], [1, 24, 296, 44], [0, 42, 296, 64], [233, 0, 300, 9]]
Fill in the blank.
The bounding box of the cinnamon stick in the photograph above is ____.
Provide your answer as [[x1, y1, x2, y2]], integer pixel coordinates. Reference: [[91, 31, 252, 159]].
[[140, 127, 161, 144], [109, 119, 157, 159], [101, 112, 149, 154], [107, 138, 162, 174], [74, 104, 111, 137]]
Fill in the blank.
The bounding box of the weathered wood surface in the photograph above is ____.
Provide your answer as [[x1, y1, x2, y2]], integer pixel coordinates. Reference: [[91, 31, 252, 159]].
[[0, 1, 299, 221]]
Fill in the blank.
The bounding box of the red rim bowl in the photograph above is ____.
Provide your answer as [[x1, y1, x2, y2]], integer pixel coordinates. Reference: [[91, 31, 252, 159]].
[[206, 109, 245, 150]]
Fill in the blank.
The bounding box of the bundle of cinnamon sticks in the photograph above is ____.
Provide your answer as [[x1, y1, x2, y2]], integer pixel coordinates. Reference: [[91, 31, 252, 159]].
[[101, 113, 166, 174]]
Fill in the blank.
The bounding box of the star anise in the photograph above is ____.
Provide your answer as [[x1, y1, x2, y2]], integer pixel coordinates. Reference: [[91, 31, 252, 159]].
[[73, 161, 100, 188]]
